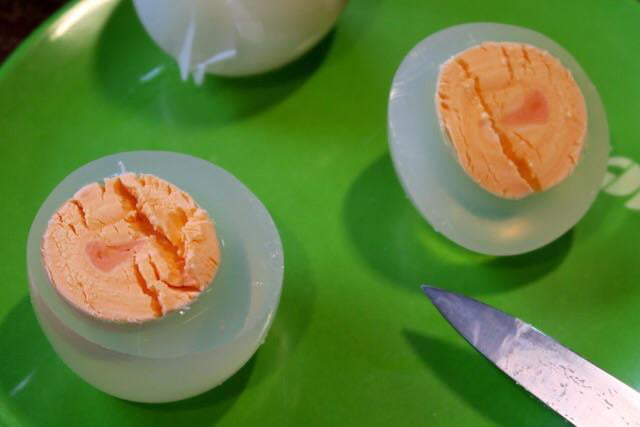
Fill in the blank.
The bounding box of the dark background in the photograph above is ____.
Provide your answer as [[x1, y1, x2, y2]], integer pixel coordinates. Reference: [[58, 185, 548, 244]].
[[0, 0, 68, 63]]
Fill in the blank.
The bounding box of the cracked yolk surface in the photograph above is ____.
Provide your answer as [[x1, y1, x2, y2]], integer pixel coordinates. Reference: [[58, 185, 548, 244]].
[[436, 42, 587, 199], [42, 173, 220, 323]]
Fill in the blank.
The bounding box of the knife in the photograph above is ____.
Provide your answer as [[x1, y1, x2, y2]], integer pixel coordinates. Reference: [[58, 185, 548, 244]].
[[421, 285, 640, 426]]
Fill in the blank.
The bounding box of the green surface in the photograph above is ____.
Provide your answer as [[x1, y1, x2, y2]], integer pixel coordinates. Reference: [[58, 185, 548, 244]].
[[1, 0, 640, 425]]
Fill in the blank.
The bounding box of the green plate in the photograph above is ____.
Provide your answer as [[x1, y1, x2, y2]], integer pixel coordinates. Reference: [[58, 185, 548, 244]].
[[1, 0, 640, 425]]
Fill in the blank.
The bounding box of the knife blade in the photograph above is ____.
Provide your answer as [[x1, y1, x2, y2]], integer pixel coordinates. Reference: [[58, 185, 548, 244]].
[[421, 285, 640, 426]]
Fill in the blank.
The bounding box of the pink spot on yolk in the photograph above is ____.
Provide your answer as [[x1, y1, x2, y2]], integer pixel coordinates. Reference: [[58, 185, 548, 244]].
[[503, 90, 549, 126], [86, 240, 144, 272]]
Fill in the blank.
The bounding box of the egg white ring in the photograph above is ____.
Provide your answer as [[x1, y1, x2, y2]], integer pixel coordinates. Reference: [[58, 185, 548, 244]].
[[388, 23, 609, 256]]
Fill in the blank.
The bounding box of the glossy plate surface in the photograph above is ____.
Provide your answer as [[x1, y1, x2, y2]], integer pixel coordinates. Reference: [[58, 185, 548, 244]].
[[1, 0, 640, 425]]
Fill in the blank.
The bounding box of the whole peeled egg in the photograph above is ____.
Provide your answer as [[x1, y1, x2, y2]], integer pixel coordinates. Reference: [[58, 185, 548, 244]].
[[134, 0, 347, 80]]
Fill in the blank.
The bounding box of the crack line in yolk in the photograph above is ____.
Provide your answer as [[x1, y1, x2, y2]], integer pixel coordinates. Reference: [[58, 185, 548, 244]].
[[42, 173, 221, 323], [436, 42, 587, 199]]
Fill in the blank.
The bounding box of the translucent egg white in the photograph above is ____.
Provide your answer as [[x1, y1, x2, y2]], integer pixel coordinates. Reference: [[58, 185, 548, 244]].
[[388, 23, 610, 256]]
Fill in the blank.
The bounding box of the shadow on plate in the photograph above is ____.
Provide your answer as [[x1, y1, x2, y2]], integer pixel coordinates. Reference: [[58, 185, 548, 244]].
[[329, 0, 383, 59], [93, 1, 334, 129], [343, 153, 573, 295], [404, 330, 565, 426], [0, 296, 254, 427]]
